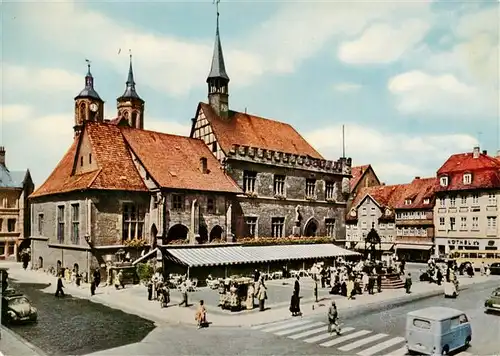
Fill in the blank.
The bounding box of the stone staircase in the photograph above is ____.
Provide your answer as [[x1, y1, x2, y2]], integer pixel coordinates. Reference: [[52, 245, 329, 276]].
[[381, 273, 405, 289]]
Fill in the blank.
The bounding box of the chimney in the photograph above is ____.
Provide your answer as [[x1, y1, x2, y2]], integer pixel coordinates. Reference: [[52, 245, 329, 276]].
[[199, 157, 208, 174], [0, 146, 5, 167], [473, 146, 480, 159], [482, 150, 487, 155]]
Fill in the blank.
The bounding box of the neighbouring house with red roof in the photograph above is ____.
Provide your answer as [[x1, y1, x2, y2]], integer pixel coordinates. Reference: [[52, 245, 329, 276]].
[[394, 177, 437, 262], [189, 14, 352, 242], [346, 176, 438, 262], [345, 184, 405, 256], [434, 146, 500, 255], [347, 165, 381, 210], [0, 147, 34, 260]]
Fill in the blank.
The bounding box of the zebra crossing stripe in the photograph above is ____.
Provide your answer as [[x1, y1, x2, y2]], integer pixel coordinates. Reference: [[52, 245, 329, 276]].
[[386, 346, 408, 356], [338, 333, 388, 351], [357, 336, 405, 356], [274, 322, 324, 336], [289, 326, 331, 340], [261, 320, 311, 333], [252, 320, 291, 330], [303, 327, 355, 344], [320, 330, 371, 347]]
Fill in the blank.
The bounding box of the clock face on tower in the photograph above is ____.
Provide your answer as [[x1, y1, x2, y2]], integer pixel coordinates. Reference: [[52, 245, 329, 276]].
[[220, 103, 228, 112], [90, 103, 98, 112]]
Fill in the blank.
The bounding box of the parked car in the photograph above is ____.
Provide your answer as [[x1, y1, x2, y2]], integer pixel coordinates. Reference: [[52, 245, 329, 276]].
[[484, 287, 500, 313], [2, 294, 38, 324], [489, 262, 500, 275]]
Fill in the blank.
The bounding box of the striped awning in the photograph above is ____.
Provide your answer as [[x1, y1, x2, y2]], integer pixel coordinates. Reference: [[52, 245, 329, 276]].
[[395, 244, 433, 251], [164, 244, 361, 268]]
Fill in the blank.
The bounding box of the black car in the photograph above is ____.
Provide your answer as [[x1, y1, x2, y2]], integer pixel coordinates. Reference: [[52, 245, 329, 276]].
[[490, 262, 500, 275]]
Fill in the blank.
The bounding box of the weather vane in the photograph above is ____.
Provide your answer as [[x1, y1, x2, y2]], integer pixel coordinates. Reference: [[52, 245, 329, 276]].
[[85, 58, 91, 69], [213, 0, 220, 17]]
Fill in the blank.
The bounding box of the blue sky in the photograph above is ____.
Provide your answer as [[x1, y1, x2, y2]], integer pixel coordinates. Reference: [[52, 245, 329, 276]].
[[1, 0, 498, 186]]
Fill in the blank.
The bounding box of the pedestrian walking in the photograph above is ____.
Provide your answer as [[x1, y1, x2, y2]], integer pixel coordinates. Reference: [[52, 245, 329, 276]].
[[114, 270, 125, 289], [486, 264, 491, 277], [289, 290, 301, 316], [405, 273, 412, 294], [179, 282, 189, 307], [147, 280, 153, 301], [327, 301, 341, 335], [93, 268, 101, 288], [376, 273, 382, 293], [347, 277, 354, 300], [55, 274, 65, 297], [294, 276, 300, 297], [313, 276, 319, 302], [195, 300, 207, 329], [90, 280, 96, 296], [253, 269, 260, 282], [258, 283, 267, 311], [480, 262, 485, 276]]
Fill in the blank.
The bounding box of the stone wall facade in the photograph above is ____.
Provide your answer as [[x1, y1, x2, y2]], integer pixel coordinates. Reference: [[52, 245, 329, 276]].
[[227, 159, 348, 240], [30, 189, 235, 277]]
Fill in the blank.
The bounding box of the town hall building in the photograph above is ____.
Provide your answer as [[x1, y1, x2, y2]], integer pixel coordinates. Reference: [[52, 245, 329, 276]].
[[28, 10, 354, 279]]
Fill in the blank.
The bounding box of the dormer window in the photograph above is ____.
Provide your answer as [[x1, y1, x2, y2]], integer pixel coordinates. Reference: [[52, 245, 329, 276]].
[[440, 176, 448, 187], [405, 199, 412, 205], [463, 173, 471, 185], [423, 198, 430, 205]]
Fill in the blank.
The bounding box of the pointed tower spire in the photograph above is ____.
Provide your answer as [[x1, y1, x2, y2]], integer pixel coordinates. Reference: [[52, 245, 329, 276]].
[[117, 50, 145, 129], [207, 0, 230, 119], [207, 2, 229, 82], [119, 51, 143, 102]]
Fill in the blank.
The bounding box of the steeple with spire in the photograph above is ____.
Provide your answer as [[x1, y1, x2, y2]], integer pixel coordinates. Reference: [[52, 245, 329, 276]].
[[74, 60, 104, 138], [207, 0, 230, 119], [117, 52, 145, 129]]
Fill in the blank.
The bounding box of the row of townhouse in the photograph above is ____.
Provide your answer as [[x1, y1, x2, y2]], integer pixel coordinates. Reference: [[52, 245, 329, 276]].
[[345, 146, 500, 262]]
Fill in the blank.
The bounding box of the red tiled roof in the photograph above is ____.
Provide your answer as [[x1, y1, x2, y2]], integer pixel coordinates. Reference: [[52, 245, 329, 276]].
[[348, 184, 406, 214], [30, 141, 102, 198], [350, 164, 374, 191], [436, 151, 500, 192], [121, 127, 241, 193], [198, 103, 323, 159], [437, 152, 500, 174], [31, 121, 242, 198], [394, 177, 438, 209]]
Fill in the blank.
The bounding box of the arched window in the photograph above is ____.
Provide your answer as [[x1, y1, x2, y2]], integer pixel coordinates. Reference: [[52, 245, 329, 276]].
[[79, 103, 86, 122]]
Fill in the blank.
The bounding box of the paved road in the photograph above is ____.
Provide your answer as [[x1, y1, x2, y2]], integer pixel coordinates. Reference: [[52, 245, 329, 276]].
[[251, 279, 500, 356], [6, 279, 156, 356]]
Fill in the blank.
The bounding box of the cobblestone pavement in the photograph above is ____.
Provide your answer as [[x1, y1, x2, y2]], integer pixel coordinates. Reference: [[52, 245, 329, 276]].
[[5, 278, 156, 356]]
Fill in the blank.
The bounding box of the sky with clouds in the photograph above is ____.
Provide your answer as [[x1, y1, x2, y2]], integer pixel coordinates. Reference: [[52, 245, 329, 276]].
[[1, 0, 498, 187]]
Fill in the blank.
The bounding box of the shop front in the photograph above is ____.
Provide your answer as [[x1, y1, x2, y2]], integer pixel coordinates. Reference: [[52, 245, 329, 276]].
[[394, 243, 433, 262], [434, 237, 499, 256]]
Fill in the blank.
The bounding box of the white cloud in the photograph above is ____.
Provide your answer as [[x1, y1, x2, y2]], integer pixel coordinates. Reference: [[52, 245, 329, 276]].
[[338, 19, 430, 64], [13, 1, 432, 96], [387, 70, 494, 117], [0, 104, 33, 123], [305, 123, 478, 184], [332, 82, 362, 93], [397, 6, 499, 118], [2, 64, 82, 94]]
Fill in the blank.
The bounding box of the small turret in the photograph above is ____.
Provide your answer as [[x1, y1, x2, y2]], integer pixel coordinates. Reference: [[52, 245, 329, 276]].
[[117, 53, 145, 129]]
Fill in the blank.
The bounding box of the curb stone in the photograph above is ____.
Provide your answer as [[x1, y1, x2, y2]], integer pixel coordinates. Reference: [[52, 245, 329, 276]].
[[0, 325, 47, 356]]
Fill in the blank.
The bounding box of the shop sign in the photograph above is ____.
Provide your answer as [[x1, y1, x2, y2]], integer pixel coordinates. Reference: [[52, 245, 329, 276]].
[[447, 239, 480, 246]]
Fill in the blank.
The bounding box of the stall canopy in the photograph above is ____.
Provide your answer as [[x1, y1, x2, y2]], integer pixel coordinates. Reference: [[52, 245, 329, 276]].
[[163, 244, 360, 268], [395, 244, 433, 250]]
